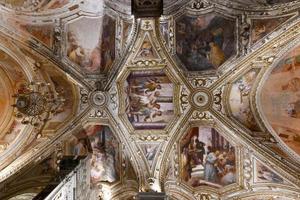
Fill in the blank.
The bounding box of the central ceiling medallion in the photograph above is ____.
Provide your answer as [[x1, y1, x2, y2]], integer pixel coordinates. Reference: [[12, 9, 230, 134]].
[[191, 89, 212, 110], [89, 91, 106, 107]]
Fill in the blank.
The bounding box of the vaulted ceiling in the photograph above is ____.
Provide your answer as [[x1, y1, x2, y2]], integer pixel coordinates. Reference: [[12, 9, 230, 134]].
[[0, 0, 300, 200]]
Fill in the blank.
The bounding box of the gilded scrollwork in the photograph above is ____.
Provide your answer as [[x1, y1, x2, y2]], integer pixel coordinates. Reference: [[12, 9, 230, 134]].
[[1, 1, 300, 199]]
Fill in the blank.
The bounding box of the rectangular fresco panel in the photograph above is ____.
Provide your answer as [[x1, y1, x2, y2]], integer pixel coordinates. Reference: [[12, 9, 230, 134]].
[[125, 70, 174, 130], [180, 127, 236, 188], [176, 14, 236, 71]]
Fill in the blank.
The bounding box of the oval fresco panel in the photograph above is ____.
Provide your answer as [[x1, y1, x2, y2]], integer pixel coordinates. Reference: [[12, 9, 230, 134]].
[[261, 44, 300, 156], [180, 127, 236, 188], [175, 13, 236, 71]]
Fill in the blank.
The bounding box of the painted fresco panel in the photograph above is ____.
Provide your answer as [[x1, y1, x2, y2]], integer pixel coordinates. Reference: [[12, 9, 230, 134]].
[[125, 70, 174, 130], [43, 69, 74, 130], [66, 125, 120, 184], [261, 45, 300, 155], [251, 17, 289, 44], [229, 69, 261, 131], [5, 19, 54, 48], [88, 125, 119, 184], [122, 21, 133, 49], [176, 13, 236, 71], [140, 144, 159, 168], [135, 35, 159, 60], [180, 127, 236, 188], [160, 22, 169, 47], [0, 50, 27, 153], [0, 0, 71, 11], [66, 15, 116, 73], [255, 161, 283, 183]]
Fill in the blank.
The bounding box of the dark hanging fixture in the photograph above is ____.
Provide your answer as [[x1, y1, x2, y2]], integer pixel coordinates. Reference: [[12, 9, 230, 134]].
[[12, 81, 65, 132], [132, 0, 163, 18]]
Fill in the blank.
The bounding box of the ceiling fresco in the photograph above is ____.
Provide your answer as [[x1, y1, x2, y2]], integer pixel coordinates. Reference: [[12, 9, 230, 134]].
[[0, 0, 300, 200], [0, 0, 71, 11], [260, 44, 300, 156], [175, 13, 236, 72], [0, 49, 28, 155], [66, 15, 116, 74], [125, 70, 174, 130], [180, 126, 237, 188]]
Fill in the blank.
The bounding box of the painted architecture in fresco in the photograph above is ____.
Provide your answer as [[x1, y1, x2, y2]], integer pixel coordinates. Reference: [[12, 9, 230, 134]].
[[66, 15, 116, 73], [180, 127, 236, 188], [261, 45, 300, 156], [175, 13, 236, 71], [229, 69, 261, 131], [125, 70, 174, 130]]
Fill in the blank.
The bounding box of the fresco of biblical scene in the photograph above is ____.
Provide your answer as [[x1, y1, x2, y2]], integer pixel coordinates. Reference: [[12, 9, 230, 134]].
[[180, 127, 236, 188], [255, 161, 283, 183], [0, 50, 27, 153], [261, 45, 300, 156], [122, 21, 132, 50], [135, 36, 159, 60], [229, 69, 261, 131], [87, 125, 119, 184], [251, 17, 290, 44], [64, 128, 89, 159], [20, 24, 53, 47], [0, 0, 71, 11], [125, 70, 174, 130], [42, 67, 75, 131], [66, 125, 119, 184], [6, 19, 54, 48], [175, 13, 236, 71], [140, 144, 159, 168], [66, 15, 116, 73], [160, 22, 169, 47]]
